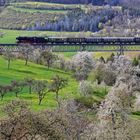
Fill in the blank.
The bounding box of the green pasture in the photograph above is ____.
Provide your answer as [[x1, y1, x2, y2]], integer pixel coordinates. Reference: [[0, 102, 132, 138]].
[[0, 29, 91, 44], [8, 6, 67, 13], [11, 1, 83, 9], [0, 55, 109, 118], [11, 1, 121, 11], [0, 56, 79, 117]]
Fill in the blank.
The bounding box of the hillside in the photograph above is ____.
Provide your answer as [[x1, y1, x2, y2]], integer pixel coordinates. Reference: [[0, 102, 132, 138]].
[[0, 50, 140, 139], [0, 56, 79, 116], [0, 0, 140, 38]]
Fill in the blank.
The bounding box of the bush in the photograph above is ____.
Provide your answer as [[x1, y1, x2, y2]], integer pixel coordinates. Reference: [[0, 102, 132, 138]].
[[79, 81, 93, 96], [132, 57, 139, 66], [106, 53, 115, 62], [75, 96, 98, 108], [88, 63, 116, 86], [88, 63, 105, 84], [132, 111, 140, 116], [103, 68, 116, 86]]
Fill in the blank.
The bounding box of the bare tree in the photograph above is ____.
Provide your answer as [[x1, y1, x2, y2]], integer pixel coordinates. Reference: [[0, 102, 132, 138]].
[[21, 45, 34, 66], [24, 78, 35, 94], [33, 80, 49, 105], [0, 99, 89, 140], [41, 50, 57, 69], [3, 50, 15, 69], [11, 80, 25, 97], [0, 85, 12, 100], [49, 75, 68, 107]]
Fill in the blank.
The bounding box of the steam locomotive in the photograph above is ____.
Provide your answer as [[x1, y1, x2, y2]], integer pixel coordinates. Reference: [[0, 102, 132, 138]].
[[16, 36, 140, 45]]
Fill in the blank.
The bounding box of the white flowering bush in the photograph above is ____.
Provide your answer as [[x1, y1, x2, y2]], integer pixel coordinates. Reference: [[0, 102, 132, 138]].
[[134, 93, 140, 111], [107, 55, 132, 75], [79, 80, 93, 96], [72, 52, 95, 80]]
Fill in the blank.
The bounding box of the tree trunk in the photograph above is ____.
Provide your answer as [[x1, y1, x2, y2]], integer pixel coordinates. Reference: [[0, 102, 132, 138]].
[[47, 62, 50, 69], [15, 92, 18, 97], [56, 92, 60, 107], [38, 99, 42, 105], [29, 86, 32, 94], [8, 59, 10, 70], [1, 94, 4, 101], [25, 55, 28, 66], [56, 92, 58, 101], [47, 60, 51, 69]]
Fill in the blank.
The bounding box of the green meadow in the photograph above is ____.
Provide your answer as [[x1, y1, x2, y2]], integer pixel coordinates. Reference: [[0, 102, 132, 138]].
[[0, 56, 79, 117], [0, 29, 91, 44]]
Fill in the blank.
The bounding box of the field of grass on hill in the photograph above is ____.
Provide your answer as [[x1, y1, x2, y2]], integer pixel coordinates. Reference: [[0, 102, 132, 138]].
[[0, 56, 79, 117], [9, 6, 67, 13], [0, 55, 109, 118], [11, 1, 82, 10]]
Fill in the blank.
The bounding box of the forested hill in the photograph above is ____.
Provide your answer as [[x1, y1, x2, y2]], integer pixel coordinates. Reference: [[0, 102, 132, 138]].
[[0, 0, 140, 37]]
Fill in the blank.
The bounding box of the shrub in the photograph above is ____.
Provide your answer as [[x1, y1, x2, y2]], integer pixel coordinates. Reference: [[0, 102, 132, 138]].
[[106, 53, 115, 62], [75, 96, 98, 108], [88, 63, 116, 86], [132, 111, 140, 116], [88, 63, 105, 84], [79, 80, 93, 96], [132, 57, 139, 66]]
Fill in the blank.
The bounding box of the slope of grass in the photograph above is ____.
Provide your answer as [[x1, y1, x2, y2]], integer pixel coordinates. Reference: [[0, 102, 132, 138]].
[[9, 6, 67, 13], [11, 1, 82, 10], [0, 56, 79, 117]]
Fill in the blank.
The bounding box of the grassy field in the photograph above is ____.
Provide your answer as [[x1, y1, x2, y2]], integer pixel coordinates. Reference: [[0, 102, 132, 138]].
[[11, 1, 121, 11], [57, 51, 140, 59], [0, 29, 58, 44], [0, 56, 80, 117], [11, 1, 82, 9], [0, 54, 110, 119], [0, 29, 91, 44], [9, 6, 67, 13]]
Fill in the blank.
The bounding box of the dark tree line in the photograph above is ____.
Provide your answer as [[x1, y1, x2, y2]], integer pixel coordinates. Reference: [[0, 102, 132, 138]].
[[32, 0, 120, 5]]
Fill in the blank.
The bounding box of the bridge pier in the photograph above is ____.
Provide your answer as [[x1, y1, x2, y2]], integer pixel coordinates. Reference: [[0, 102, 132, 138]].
[[81, 45, 86, 51], [119, 45, 124, 55]]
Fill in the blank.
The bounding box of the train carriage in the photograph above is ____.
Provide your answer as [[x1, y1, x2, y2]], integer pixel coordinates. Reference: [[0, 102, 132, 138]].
[[85, 37, 103, 44], [67, 38, 85, 44], [135, 37, 140, 44], [47, 37, 67, 44], [119, 37, 135, 44]]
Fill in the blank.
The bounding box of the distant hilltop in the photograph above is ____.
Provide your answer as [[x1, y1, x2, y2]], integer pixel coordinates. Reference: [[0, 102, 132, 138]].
[[1, 0, 140, 7], [30, 0, 140, 7], [30, 0, 119, 5], [0, 0, 5, 6]]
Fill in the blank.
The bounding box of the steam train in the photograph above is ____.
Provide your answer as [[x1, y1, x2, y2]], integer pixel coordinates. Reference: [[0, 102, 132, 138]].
[[16, 37, 140, 45]]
